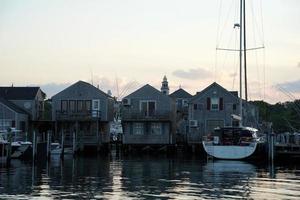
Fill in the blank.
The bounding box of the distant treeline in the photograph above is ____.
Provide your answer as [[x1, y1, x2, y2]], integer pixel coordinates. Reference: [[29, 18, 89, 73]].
[[251, 100, 300, 133]]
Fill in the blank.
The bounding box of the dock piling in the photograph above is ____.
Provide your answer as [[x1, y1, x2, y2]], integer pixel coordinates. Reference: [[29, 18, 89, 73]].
[[72, 131, 76, 156], [61, 129, 64, 159], [32, 131, 36, 161], [6, 129, 12, 167], [47, 131, 51, 160]]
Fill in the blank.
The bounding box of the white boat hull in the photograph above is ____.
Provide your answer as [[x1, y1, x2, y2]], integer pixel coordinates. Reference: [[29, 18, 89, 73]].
[[202, 141, 257, 160]]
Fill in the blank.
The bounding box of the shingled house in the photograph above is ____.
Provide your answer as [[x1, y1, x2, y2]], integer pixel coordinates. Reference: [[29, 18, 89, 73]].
[[51, 81, 114, 151], [121, 84, 176, 148], [169, 88, 193, 143], [0, 86, 46, 133], [188, 82, 259, 144]]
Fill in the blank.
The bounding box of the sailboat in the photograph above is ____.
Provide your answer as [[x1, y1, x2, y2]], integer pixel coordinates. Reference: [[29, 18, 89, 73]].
[[202, 0, 263, 160]]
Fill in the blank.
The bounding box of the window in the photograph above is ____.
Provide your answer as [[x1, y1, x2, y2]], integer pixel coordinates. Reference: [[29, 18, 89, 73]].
[[85, 100, 91, 111], [151, 123, 162, 135], [77, 100, 84, 111], [92, 99, 100, 110], [20, 121, 26, 132], [0, 120, 11, 130], [211, 97, 219, 111], [193, 104, 198, 110], [140, 101, 156, 116], [69, 100, 76, 112], [233, 104, 237, 110], [183, 100, 188, 107], [133, 123, 144, 135], [61, 100, 68, 112], [92, 99, 100, 117], [176, 99, 183, 107]]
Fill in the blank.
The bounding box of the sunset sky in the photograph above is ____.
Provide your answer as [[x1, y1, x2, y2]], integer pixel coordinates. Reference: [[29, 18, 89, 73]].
[[0, 0, 299, 103]]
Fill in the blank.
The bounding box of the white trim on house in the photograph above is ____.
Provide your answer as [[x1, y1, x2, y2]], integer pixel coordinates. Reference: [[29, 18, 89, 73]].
[[139, 100, 157, 115]]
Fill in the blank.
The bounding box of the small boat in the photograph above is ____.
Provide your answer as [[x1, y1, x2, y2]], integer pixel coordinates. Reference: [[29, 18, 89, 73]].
[[51, 143, 73, 156], [11, 141, 32, 159], [202, 127, 259, 159], [1, 129, 32, 159]]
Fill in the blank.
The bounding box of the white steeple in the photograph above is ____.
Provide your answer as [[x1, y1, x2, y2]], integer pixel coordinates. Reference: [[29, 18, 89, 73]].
[[161, 75, 169, 95]]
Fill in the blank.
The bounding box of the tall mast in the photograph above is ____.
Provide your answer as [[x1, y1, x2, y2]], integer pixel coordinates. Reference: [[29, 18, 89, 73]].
[[243, 0, 248, 102], [239, 0, 243, 126]]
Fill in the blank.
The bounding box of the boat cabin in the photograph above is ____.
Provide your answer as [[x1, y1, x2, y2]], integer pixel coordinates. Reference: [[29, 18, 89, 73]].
[[208, 127, 257, 146]]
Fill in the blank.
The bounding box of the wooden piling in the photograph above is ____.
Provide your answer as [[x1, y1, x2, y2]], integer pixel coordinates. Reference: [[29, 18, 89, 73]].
[[32, 131, 36, 161], [6, 129, 12, 167], [47, 131, 51, 160], [72, 131, 76, 156], [61, 129, 64, 159]]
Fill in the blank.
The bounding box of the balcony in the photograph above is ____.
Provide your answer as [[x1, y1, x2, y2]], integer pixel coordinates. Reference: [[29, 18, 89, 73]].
[[122, 110, 173, 121], [55, 110, 101, 121]]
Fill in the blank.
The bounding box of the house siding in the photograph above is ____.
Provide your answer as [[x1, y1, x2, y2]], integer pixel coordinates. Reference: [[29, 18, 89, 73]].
[[188, 82, 259, 144], [122, 84, 176, 145], [51, 81, 114, 148]]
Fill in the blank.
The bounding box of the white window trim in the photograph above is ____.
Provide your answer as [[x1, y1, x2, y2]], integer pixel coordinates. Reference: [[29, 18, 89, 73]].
[[133, 122, 144, 135], [151, 123, 162, 135], [92, 99, 101, 111], [139, 100, 156, 112]]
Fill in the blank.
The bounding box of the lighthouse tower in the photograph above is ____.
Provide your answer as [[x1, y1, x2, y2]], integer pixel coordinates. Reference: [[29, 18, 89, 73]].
[[161, 75, 169, 95]]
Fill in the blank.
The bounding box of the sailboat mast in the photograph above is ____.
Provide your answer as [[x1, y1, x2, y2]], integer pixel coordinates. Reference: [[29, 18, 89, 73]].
[[239, 0, 243, 126], [243, 0, 248, 102]]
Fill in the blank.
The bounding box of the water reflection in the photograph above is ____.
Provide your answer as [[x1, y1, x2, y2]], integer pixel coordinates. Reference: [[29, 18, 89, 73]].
[[1, 154, 300, 199]]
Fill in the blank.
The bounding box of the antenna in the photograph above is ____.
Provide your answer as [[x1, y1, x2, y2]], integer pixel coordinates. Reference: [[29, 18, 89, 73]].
[[115, 77, 120, 100], [90, 68, 94, 86]]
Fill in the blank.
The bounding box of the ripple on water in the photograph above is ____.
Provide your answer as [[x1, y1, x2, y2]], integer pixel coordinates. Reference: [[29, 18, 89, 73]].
[[1, 157, 300, 199]]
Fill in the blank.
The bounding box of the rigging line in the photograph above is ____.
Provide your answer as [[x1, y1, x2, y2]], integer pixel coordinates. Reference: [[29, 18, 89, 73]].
[[217, 0, 236, 48], [232, 28, 239, 90], [277, 86, 300, 112], [259, 0, 265, 46], [251, 0, 264, 46], [214, 48, 218, 82], [250, 0, 261, 100], [216, 0, 223, 47], [220, 27, 236, 83], [276, 86, 300, 116]]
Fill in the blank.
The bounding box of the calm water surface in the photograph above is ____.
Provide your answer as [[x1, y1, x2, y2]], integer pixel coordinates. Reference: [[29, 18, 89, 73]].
[[1, 152, 300, 199]]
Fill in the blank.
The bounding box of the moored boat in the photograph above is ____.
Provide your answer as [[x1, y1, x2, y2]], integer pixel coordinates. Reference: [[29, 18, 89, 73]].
[[202, 126, 259, 159]]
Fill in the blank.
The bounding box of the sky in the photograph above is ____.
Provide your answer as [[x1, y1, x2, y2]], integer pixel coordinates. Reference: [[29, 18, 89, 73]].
[[0, 0, 299, 103]]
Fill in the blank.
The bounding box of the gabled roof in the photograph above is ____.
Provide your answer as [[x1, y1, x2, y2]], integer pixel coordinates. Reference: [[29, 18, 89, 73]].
[[0, 98, 28, 115], [124, 84, 171, 99], [0, 87, 42, 100], [51, 80, 112, 99], [169, 88, 192, 99], [190, 82, 239, 102]]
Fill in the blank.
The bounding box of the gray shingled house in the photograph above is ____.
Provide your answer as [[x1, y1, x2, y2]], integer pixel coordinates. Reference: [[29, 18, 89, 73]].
[[0, 86, 46, 133], [188, 82, 259, 144], [169, 88, 193, 143], [51, 80, 114, 151], [121, 84, 176, 147]]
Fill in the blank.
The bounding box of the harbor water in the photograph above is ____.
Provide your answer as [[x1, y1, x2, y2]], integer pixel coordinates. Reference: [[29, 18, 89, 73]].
[[1, 152, 300, 199]]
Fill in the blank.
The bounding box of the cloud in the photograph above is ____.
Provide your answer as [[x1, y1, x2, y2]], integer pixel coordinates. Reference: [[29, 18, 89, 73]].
[[276, 79, 300, 93], [172, 68, 213, 80]]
